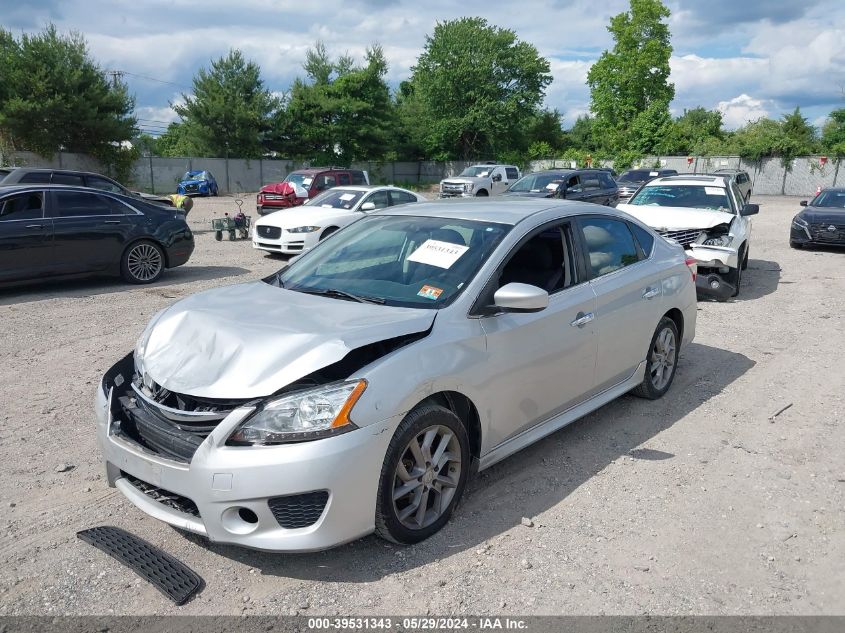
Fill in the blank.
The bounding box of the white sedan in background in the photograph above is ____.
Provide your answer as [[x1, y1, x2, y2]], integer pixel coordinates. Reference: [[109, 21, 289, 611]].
[[252, 186, 427, 255]]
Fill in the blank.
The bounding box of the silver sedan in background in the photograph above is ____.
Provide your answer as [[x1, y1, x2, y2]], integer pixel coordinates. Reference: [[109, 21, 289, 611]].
[[95, 199, 697, 551]]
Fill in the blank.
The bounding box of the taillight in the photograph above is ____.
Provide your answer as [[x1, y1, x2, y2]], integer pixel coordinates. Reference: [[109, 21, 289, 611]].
[[684, 257, 697, 282]]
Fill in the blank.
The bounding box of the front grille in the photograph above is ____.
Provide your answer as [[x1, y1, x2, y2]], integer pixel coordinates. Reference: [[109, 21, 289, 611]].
[[268, 491, 329, 529], [263, 194, 287, 200], [184, 184, 198, 192], [810, 223, 845, 241], [121, 471, 201, 518], [441, 182, 465, 194], [113, 379, 247, 463], [257, 225, 281, 239], [658, 229, 704, 247]]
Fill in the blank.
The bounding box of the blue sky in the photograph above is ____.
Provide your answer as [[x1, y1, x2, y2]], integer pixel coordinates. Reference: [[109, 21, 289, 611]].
[[3, 0, 844, 134]]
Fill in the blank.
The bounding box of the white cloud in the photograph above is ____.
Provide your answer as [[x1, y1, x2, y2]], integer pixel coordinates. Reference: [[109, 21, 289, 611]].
[[716, 94, 770, 128]]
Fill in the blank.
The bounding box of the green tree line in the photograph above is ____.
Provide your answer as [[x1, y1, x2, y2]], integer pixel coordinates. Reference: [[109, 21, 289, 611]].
[[3, 5, 845, 173]]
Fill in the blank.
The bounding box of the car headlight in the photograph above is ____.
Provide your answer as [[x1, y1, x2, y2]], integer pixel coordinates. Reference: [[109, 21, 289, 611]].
[[463, 183, 474, 192], [228, 380, 367, 445], [791, 216, 809, 230], [287, 226, 321, 233], [702, 235, 731, 247]]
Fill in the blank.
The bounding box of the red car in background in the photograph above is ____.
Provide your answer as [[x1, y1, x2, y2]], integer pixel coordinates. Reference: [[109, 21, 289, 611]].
[[256, 167, 369, 215]]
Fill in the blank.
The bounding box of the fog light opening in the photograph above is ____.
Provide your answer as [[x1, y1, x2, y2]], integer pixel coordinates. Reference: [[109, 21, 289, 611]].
[[238, 507, 258, 524], [709, 277, 721, 290]]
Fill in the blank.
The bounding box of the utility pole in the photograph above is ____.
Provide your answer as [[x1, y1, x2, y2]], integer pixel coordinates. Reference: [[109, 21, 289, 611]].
[[107, 70, 124, 88]]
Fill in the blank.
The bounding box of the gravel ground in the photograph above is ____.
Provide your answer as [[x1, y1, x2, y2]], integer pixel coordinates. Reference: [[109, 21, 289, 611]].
[[0, 194, 843, 616]]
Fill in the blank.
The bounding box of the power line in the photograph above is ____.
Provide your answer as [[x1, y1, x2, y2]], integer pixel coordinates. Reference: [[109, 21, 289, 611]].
[[108, 69, 190, 91]]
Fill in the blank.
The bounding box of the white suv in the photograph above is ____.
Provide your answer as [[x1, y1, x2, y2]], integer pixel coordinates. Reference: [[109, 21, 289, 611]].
[[617, 175, 759, 300], [439, 163, 521, 198]]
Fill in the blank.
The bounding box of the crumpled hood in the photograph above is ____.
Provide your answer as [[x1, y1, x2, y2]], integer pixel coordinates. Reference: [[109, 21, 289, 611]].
[[260, 182, 300, 196], [799, 207, 845, 224], [617, 204, 735, 231], [135, 281, 435, 399], [179, 179, 207, 187]]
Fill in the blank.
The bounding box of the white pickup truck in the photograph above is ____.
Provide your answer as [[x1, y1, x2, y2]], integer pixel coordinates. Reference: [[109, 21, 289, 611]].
[[439, 163, 521, 198]]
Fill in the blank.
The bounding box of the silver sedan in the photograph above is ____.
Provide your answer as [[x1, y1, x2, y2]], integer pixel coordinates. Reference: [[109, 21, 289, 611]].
[[95, 199, 697, 551]]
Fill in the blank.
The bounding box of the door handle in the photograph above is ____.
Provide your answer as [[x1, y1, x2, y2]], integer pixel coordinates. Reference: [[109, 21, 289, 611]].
[[102, 220, 122, 224], [25, 224, 44, 229], [642, 287, 661, 300], [570, 312, 595, 327]]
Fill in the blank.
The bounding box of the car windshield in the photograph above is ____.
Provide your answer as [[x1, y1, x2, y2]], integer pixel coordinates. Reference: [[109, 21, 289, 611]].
[[307, 188, 365, 210], [618, 170, 655, 183], [272, 215, 509, 309], [459, 166, 494, 177], [629, 184, 732, 212], [183, 171, 205, 181], [507, 173, 565, 193], [809, 191, 845, 208], [284, 172, 315, 188]]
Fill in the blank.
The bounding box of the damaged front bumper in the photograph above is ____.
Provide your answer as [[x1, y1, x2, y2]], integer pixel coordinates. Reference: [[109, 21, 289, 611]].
[[688, 243, 739, 300], [94, 358, 399, 552]]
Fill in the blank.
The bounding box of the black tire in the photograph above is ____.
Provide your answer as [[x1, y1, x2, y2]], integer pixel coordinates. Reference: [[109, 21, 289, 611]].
[[631, 316, 680, 400], [475, 189, 489, 197], [741, 246, 749, 270], [790, 241, 803, 249], [375, 405, 470, 545], [120, 240, 165, 284], [728, 244, 745, 298], [320, 226, 339, 241]]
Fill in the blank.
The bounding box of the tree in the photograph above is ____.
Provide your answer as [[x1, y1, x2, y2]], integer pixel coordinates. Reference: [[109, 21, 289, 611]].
[[403, 17, 552, 159], [175, 49, 281, 158], [0, 25, 136, 157], [282, 43, 397, 164], [567, 115, 599, 153], [780, 107, 817, 154], [152, 122, 203, 157], [587, 0, 674, 154], [821, 108, 845, 157], [665, 107, 724, 155]]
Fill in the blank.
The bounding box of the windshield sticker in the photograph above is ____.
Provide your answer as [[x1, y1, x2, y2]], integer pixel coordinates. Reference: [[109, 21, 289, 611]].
[[301, 178, 313, 187], [705, 187, 724, 195], [417, 285, 444, 300], [408, 239, 469, 269], [649, 171, 659, 176], [545, 183, 560, 190], [339, 193, 356, 201]]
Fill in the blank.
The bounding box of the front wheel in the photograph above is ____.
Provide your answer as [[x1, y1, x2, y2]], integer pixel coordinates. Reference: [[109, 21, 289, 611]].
[[121, 240, 164, 284], [375, 405, 470, 545], [475, 189, 489, 197], [632, 317, 679, 400]]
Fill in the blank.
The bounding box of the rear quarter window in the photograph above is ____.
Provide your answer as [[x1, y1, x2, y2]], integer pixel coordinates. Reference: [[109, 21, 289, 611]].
[[629, 223, 655, 257]]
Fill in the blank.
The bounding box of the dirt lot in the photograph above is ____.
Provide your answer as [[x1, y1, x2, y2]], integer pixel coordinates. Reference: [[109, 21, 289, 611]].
[[0, 194, 843, 616]]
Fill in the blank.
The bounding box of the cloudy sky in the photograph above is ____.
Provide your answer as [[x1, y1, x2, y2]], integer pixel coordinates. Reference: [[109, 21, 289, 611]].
[[3, 0, 844, 135]]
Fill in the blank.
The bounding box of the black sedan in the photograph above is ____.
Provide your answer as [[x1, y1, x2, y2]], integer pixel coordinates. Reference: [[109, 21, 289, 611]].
[[0, 185, 194, 286], [790, 188, 845, 248]]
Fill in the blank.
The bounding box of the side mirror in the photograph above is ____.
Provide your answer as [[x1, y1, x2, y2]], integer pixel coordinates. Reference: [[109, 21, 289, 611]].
[[800, 200, 808, 206], [360, 202, 376, 212], [741, 203, 759, 217], [492, 174, 502, 182], [492, 283, 548, 313]]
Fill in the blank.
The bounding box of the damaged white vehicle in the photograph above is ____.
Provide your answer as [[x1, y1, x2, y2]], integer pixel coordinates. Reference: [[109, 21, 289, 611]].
[[618, 175, 759, 299]]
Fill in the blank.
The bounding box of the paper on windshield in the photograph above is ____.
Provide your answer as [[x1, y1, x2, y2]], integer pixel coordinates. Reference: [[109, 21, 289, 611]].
[[649, 171, 659, 176], [545, 183, 560, 190], [339, 193, 356, 201], [301, 178, 313, 187], [705, 187, 724, 195], [408, 239, 469, 269]]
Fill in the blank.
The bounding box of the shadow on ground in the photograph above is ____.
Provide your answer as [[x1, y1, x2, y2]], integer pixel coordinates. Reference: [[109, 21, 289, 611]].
[[0, 266, 252, 306], [190, 342, 754, 582]]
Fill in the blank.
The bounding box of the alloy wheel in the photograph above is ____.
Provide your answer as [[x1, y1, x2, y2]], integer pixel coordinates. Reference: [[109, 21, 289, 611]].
[[127, 243, 163, 282], [392, 425, 462, 530], [649, 327, 676, 391]]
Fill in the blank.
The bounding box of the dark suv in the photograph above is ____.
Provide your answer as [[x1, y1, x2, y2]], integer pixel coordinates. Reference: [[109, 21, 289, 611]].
[[256, 167, 369, 215], [712, 169, 752, 201], [616, 168, 678, 203], [503, 169, 619, 206], [0, 168, 173, 206]]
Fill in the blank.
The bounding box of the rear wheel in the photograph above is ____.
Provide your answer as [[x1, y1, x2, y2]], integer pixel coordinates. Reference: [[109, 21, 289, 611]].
[[121, 240, 164, 284], [632, 317, 679, 400], [375, 405, 470, 544]]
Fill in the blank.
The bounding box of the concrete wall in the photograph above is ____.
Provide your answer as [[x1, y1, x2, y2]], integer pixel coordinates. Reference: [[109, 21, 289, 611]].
[[3, 150, 842, 196]]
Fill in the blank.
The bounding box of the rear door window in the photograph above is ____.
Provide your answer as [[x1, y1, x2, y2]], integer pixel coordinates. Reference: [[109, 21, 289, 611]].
[[0, 192, 44, 221], [389, 190, 417, 205], [578, 217, 641, 278], [18, 172, 51, 184], [363, 190, 391, 210], [51, 191, 118, 217], [51, 172, 85, 186], [505, 167, 519, 180]]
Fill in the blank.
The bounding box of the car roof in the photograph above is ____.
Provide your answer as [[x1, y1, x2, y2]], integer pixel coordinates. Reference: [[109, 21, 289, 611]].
[[647, 175, 727, 187], [819, 187, 845, 193], [313, 185, 413, 194], [0, 183, 136, 197], [290, 167, 364, 175], [377, 198, 603, 226], [1, 167, 112, 178], [713, 168, 746, 173]]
